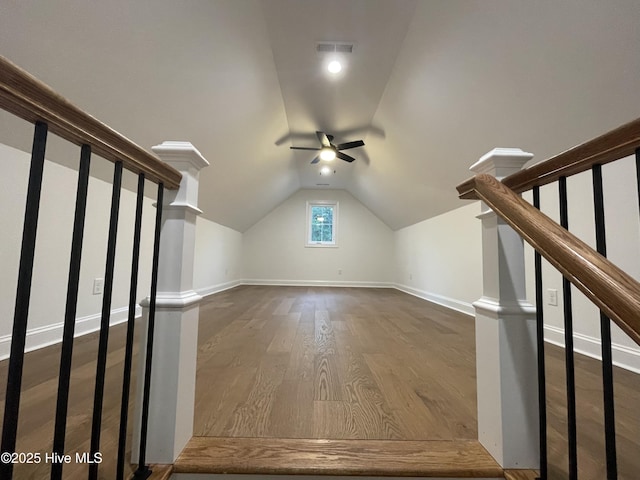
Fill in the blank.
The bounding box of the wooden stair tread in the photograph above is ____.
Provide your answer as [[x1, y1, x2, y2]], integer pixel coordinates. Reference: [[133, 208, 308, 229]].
[[139, 464, 173, 480], [504, 470, 539, 480], [174, 437, 503, 477]]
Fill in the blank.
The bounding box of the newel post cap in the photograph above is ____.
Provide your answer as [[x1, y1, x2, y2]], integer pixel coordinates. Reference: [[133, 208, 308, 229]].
[[470, 148, 533, 179], [152, 141, 209, 171], [151, 141, 209, 211]]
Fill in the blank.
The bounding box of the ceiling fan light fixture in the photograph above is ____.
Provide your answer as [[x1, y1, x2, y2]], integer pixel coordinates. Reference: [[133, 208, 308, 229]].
[[320, 148, 336, 161]]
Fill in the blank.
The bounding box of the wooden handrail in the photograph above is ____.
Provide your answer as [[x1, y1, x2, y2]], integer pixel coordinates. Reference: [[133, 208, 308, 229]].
[[458, 117, 640, 200], [462, 173, 640, 346], [0, 55, 181, 189]]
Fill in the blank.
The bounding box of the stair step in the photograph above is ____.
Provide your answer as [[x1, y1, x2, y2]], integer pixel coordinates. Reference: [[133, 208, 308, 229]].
[[504, 470, 539, 480], [144, 464, 173, 480], [174, 437, 503, 477]]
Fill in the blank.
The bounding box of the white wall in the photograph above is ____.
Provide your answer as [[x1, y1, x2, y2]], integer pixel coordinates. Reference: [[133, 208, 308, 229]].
[[193, 216, 243, 296], [242, 189, 393, 286], [0, 142, 156, 358], [393, 202, 482, 316]]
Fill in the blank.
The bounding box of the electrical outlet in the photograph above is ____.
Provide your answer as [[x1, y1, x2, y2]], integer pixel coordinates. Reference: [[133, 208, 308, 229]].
[[93, 278, 104, 295], [547, 288, 558, 306], [409, 273, 413, 280], [338, 269, 342, 275]]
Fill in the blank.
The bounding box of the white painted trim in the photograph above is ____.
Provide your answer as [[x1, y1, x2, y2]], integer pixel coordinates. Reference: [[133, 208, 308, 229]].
[[196, 280, 243, 298], [473, 296, 536, 318], [0, 305, 141, 361], [243, 279, 392, 288], [141, 290, 203, 309], [544, 324, 640, 374], [393, 284, 474, 317]]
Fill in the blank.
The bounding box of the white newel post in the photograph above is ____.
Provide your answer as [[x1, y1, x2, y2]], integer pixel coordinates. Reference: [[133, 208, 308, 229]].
[[471, 148, 539, 469], [133, 141, 209, 464]]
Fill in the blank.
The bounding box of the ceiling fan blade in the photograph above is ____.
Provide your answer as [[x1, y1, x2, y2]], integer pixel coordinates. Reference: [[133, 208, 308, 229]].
[[290, 146, 321, 151], [336, 151, 355, 163], [316, 131, 331, 147], [310, 156, 321, 164], [337, 140, 365, 150]]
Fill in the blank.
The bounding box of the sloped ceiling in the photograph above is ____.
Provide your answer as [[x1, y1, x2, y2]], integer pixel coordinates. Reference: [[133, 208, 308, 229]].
[[1, 1, 640, 231]]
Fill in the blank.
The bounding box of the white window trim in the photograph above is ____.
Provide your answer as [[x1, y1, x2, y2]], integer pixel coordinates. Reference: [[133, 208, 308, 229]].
[[305, 201, 338, 248]]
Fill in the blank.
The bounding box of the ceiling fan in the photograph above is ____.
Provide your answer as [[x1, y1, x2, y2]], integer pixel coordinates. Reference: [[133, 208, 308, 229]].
[[290, 131, 364, 164]]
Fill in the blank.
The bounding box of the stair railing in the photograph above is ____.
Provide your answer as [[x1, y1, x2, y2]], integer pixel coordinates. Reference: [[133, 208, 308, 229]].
[[0, 55, 181, 480], [457, 117, 640, 480]]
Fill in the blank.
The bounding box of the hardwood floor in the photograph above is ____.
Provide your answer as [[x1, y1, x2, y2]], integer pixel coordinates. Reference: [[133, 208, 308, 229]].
[[194, 285, 640, 479], [194, 286, 477, 441], [0, 285, 639, 479]]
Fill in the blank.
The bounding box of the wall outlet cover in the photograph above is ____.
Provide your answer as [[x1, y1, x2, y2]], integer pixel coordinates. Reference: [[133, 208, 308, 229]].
[[93, 278, 104, 295]]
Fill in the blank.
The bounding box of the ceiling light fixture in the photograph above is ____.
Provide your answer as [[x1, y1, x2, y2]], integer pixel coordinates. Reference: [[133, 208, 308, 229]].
[[327, 60, 342, 74], [320, 147, 336, 161], [320, 166, 332, 176]]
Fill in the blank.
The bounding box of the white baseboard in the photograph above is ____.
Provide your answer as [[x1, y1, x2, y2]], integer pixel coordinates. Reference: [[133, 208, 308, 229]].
[[0, 305, 141, 361], [196, 279, 243, 298], [242, 278, 393, 288], [393, 284, 475, 317], [544, 324, 640, 374]]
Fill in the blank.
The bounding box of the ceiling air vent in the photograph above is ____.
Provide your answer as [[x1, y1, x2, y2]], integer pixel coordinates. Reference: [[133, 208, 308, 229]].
[[335, 44, 353, 53], [316, 42, 354, 54]]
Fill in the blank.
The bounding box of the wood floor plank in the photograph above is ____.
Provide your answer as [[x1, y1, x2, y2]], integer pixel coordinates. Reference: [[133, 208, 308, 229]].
[[504, 469, 539, 480], [223, 353, 289, 437], [314, 309, 336, 355], [313, 354, 343, 401], [283, 315, 315, 382], [174, 437, 503, 477], [363, 353, 454, 440], [312, 400, 359, 438], [267, 312, 301, 353], [334, 331, 404, 439], [193, 365, 257, 436], [273, 297, 296, 315], [268, 380, 314, 438]]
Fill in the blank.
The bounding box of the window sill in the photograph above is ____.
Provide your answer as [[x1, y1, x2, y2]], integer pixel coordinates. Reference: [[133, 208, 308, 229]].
[[305, 243, 338, 248]]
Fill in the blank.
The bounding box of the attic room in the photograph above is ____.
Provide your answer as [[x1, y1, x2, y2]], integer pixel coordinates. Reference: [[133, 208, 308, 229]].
[[1, 1, 640, 479]]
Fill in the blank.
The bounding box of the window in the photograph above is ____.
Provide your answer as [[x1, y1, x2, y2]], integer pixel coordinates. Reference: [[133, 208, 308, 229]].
[[306, 201, 338, 247]]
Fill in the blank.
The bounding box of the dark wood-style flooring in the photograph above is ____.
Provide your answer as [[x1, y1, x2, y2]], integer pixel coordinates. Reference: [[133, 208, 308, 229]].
[[0, 285, 639, 479], [192, 286, 640, 479], [194, 286, 477, 441]]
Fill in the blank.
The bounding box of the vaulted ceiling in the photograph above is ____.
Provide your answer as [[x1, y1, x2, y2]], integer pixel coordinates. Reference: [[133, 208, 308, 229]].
[[1, 0, 640, 231]]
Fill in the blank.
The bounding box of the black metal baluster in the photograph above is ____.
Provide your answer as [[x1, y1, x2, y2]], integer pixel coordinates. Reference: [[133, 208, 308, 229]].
[[592, 164, 618, 479], [50, 145, 91, 480], [88, 161, 123, 480], [533, 186, 548, 480], [0, 122, 48, 480], [116, 173, 145, 480], [559, 176, 578, 480], [134, 183, 164, 480]]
